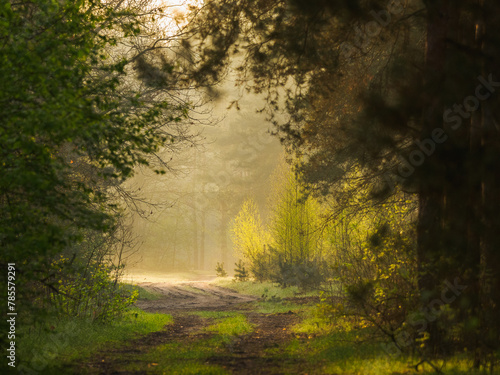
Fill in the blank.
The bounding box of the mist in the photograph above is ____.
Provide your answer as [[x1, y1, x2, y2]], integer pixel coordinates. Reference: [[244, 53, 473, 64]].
[[122, 74, 283, 275]]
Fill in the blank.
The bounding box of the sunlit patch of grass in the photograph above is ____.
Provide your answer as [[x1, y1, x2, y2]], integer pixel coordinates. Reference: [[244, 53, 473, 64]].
[[281, 329, 408, 374], [289, 304, 340, 336], [125, 339, 229, 374], [120, 283, 162, 300], [292, 315, 335, 336], [205, 313, 254, 336], [18, 308, 172, 373], [212, 279, 307, 299], [282, 328, 494, 375]]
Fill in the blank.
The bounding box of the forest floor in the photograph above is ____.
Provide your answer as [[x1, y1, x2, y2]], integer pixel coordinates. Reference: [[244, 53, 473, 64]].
[[74, 275, 315, 374]]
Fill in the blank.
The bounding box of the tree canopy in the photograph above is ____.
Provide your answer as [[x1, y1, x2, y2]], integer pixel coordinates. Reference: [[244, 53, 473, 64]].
[[185, 0, 500, 365], [0, 0, 192, 328]]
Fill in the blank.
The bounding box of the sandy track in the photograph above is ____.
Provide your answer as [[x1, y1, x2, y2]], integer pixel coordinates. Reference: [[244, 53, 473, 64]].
[[134, 281, 258, 312]]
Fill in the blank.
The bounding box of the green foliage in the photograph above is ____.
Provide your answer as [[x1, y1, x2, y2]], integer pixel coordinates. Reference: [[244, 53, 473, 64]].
[[274, 258, 326, 291], [17, 308, 172, 373], [230, 163, 327, 288], [268, 166, 323, 269], [0, 0, 189, 336], [233, 259, 249, 282], [215, 262, 228, 277], [188, 0, 500, 365], [49, 257, 138, 323], [231, 198, 271, 279], [318, 195, 419, 357]]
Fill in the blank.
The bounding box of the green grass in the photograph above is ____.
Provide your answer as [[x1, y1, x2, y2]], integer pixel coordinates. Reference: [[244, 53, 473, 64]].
[[211, 278, 311, 299], [121, 312, 254, 374], [204, 313, 254, 336], [120, 283, 162, 301], [17, 308, 172, 374], [289, 305, 337, 335], [285, 331, 495, 374], [124, 338, 229, 374], [254, 300, 310, 314], [282, 316, 498, 375], [191, 311, 254, 338]]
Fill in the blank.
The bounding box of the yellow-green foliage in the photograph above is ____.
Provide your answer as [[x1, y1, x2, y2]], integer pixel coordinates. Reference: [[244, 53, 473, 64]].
[[231, 162, 327, 286], [320, 193, 418, 353], [231, 198, 271, 263], [268, 165, 324, 265]]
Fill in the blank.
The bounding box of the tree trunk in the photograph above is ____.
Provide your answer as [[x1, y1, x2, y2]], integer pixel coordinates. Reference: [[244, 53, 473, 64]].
[[480, 3, 500, 350], [219, 199, 228, 265], [200, 209, 206, 270], [193, 207, 198, 270], [417, 0, 451, 354]]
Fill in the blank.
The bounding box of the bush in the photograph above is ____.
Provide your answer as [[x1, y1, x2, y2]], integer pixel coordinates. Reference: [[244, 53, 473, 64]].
[[50, 256, 138, 323], [234, 260, 249, 282], [215, 262, 228, 277], [319, 212, 418, 356], [272, 259, 326, 291]]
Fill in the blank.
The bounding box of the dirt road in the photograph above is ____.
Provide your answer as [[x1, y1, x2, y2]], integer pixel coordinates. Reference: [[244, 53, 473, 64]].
[[134, 280, 258, 312], [77, 275, 308, 374]]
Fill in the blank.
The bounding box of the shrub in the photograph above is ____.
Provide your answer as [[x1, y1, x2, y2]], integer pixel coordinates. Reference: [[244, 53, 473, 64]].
[[215, 262, 228, 277], [50, 256, 138, 323], [234, 260, 249, 282], [272, 259, 326, 291]]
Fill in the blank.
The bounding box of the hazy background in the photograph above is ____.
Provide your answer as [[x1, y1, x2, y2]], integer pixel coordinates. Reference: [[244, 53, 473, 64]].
[[123, 72, 283, 274]]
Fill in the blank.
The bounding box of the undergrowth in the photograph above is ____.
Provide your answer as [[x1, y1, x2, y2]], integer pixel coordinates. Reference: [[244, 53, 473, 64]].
[[16, 307, 172, 374]]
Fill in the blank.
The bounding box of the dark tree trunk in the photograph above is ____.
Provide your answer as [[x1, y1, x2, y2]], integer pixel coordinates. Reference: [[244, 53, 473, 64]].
[[417, 0, 451, 353], [480, 5, 500, 348], [478, 1, 500, 361]]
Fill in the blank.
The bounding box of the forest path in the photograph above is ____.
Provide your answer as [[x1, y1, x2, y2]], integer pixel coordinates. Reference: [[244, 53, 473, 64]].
[[134, 279, 258, 312], [77, 277, 308, 374]]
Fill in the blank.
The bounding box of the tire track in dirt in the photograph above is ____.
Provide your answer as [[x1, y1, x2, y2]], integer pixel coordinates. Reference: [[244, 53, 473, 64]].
[[207, 311, 307, 375], [135, 281, 257, 312]]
